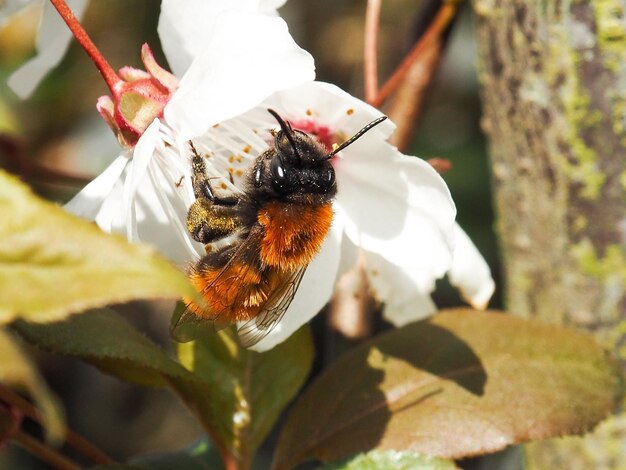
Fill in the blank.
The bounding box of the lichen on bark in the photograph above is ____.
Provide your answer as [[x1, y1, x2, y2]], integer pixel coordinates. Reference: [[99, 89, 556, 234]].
[[473, 0, 626, 467]]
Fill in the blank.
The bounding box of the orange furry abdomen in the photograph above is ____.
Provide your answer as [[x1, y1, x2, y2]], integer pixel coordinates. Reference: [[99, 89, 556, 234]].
[[185, 201, 333, 323], [187, 262, 285, 322], [257, 201, 334, 271]]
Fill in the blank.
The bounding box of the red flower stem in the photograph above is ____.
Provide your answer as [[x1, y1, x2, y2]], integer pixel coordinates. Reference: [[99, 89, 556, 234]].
[[370, 0, 461, 108], [0, 385, 115, 465], [13, 431, 81, 470], [48, 0, 122, 97], [364, 0, 382, 104]]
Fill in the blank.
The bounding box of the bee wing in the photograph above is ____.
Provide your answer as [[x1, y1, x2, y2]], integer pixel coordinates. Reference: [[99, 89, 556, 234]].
[[169, 301, 230, 343], [237, 265, 308, 348], [171, 226, 265, 342]]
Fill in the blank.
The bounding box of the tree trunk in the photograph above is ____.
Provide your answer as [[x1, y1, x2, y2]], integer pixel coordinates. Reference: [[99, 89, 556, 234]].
[[473, 0, 626, 468]]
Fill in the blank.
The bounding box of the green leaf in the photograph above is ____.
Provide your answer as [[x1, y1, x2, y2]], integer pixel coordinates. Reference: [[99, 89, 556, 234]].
[[321, 450, 458, 469], [0, 328, 64, 444], [13, 310, 196, 387], [13, 309, 314, 468], [274, 309, 621, 469], [0, 170, 197, 324], [176, 326, 314, 469]]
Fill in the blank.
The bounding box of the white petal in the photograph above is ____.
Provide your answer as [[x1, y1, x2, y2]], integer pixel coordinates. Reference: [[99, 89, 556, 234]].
[[334, 213, 359, 280], [158, 0, 286, 77], [159, 0, 245, 77], [338, 235, 438, 326], [115, 122, 202, 263], [263, 81, 396, 140], [219, 81, 453, 326], [384, 293, 437, 326], [65, 153, 130, 220], [68, 121, 202, 264], [121, 119, 162, 242], [335, 144, 457, 325], [8, 0, 88, 98], [0, 0, 35, 25], [165, 11, 314, 140], [448, 223, 495, 310], [246, 221, 343, 352], [259, 0, 287, 11]]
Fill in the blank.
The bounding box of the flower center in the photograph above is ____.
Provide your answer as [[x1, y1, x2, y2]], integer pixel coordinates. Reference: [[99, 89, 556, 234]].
[[291, 120, 342, 153]]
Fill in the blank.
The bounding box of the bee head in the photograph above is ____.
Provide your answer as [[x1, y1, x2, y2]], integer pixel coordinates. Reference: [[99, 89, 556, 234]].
[[265, 109, 336, 199], [250, 109, 387, 204]]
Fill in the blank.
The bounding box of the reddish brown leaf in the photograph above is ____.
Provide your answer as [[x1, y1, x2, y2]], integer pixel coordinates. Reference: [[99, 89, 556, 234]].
[[273, 309, 621, 469]]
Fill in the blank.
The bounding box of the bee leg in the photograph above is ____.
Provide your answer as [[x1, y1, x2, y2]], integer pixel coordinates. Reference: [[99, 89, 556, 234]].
[[190, 150, 239, 207], [187, 198, 242, 244], [187, 141, 242, 243]]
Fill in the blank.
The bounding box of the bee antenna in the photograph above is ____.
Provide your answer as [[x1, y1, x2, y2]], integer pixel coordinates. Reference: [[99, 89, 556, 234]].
[[268, 108, 302, 164], [324, 115, 388, 160]]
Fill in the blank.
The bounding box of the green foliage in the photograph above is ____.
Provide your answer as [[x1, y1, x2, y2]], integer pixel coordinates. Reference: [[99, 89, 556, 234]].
[[321, 450, 458, 470], [176, 326, 314, 468], [0, 328, 64, 444], [0, 170, 197, 324], [13, 309, 196, 387], [273, 309, 621, 469], [13, 308, 314, 468]]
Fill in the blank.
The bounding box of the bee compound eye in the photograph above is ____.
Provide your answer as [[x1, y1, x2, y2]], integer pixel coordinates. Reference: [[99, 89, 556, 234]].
[[270, 155, 291, 193]]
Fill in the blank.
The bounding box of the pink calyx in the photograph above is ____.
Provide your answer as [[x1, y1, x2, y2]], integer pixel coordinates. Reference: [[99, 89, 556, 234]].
[[97, 44, 179, 148]]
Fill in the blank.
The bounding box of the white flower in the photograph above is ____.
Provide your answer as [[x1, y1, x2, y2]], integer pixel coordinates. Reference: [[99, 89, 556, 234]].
[[67, 0, 494, 351], [67, 0, 313, 257], [1, 0, 89, 98], [158, 0, 287, 78], [198, 81, 494, 350]]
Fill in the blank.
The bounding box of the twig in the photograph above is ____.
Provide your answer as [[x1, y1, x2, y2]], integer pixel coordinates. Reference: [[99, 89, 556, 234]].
[[0, 385, 115, 465], [0, 135, 92, 185], [370, 0, 462, 108], [161, 376, 240, 470], [48, 0, 122, 96], [364, 0, 382, 103], [387, 37, 443, 151], [13, 431, 81, 470], [328, 263, 374, 340]]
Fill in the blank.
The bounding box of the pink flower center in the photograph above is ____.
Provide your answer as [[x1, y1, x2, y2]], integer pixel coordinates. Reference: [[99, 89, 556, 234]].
[[291, 120, 337, 153]]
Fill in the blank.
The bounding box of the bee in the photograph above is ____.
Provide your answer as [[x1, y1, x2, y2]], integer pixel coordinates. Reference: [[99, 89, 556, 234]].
[[172, 109, 387, 347]]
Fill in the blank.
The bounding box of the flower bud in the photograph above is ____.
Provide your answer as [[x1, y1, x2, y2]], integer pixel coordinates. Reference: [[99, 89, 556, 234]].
[[97, 44, 178, 147]]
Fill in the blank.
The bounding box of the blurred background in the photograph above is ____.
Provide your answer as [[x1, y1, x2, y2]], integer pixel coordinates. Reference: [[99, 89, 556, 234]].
[[0, 0, 502, 467]]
